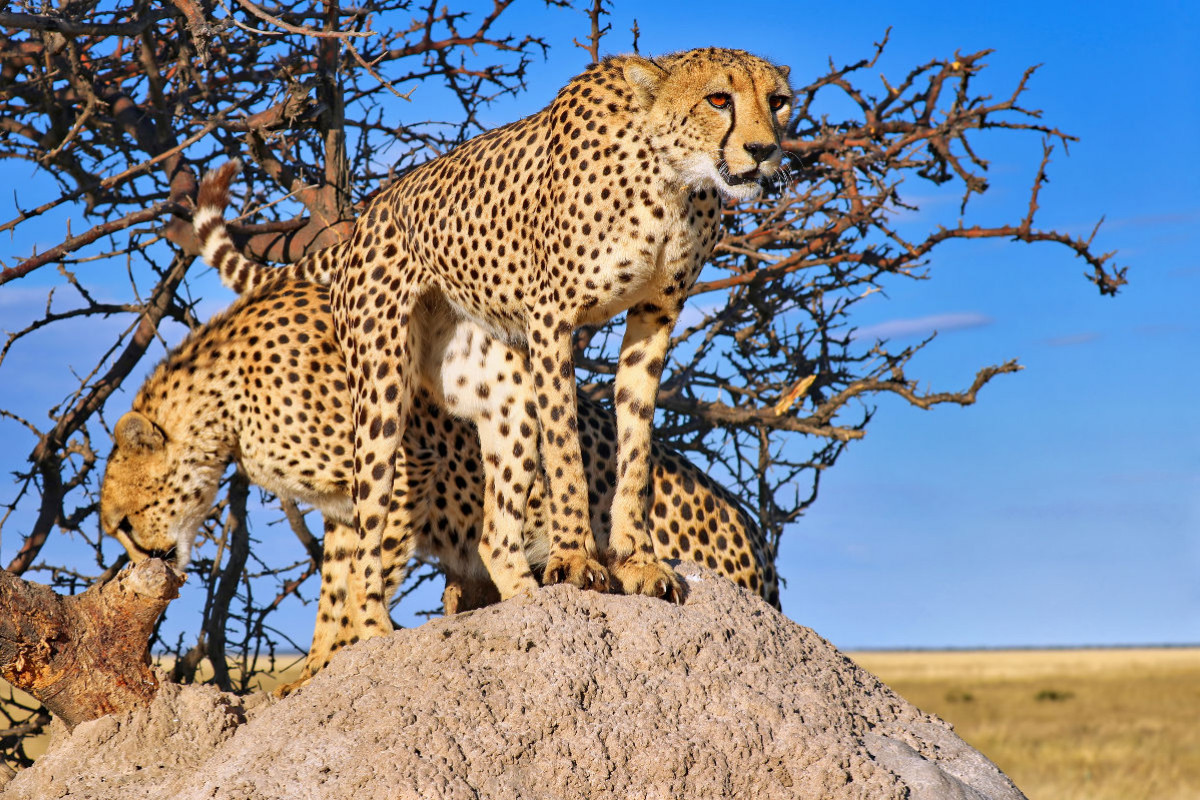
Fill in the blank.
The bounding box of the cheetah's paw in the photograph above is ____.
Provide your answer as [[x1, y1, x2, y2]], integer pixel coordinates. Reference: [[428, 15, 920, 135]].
[[543, 552, 610, 593], [273, 669, 316, 698], [607, 554, 683, 603]]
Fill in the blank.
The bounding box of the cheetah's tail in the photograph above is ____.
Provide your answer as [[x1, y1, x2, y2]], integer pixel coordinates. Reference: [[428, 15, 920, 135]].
[[194, 161, 335, 294]]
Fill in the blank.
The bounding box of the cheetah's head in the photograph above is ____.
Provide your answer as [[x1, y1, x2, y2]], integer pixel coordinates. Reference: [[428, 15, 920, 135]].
[[623, 48, 793, 202], [101, 411, 210, 567]]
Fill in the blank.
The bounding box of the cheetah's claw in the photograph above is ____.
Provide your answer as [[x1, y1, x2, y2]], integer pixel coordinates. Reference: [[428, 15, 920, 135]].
[[607, 554, 683, 603], [543, 553, 611, 593]]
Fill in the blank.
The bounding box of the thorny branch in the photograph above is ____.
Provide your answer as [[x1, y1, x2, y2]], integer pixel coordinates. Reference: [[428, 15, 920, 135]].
[[573, 0, 611, 63]]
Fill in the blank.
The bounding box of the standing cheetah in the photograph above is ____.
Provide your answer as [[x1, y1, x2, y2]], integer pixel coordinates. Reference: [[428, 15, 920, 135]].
[[101, 280, 779, 689], [193, 154, 784, 613], [246, 49, 793, 642]]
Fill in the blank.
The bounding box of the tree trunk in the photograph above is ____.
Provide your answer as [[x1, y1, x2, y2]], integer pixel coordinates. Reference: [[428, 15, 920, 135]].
[[0, 559, 185, 729]]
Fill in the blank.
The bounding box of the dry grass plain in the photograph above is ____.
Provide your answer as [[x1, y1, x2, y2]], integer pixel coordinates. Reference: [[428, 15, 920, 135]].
[[850, 648, 1200, 800], [6, 647, 1196, 797]]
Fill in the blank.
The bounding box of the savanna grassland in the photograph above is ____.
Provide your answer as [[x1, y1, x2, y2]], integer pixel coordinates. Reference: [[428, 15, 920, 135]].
[[851, 648, 1200, 800]]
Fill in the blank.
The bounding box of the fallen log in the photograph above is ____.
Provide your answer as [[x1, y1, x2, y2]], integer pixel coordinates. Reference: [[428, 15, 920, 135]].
[[0, 559, 184, 729]]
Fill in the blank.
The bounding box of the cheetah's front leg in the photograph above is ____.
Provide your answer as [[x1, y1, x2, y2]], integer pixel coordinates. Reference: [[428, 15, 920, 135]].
[[606, 303, 683, 602], [526, 318, 609, 593], [277, 470, 419, 697]]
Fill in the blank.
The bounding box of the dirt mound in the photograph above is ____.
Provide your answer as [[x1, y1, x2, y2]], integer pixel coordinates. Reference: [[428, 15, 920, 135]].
[[5, 563, 1025, 799]]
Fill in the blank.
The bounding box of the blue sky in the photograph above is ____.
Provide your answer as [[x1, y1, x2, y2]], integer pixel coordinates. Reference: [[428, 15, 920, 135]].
[[2, 1, 1197, 650]]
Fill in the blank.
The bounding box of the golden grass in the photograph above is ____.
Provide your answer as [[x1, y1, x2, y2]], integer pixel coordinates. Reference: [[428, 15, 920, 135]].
[[0, 682, 48, 761], [850, 648, 1200, 800]]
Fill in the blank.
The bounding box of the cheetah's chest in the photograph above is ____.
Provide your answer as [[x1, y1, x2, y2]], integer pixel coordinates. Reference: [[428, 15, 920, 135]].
[[572, 215, 706, 325]]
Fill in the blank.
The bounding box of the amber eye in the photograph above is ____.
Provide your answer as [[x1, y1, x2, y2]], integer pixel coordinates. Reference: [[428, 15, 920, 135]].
[[769, 95, 789, 111], [707, 93, 731, 109]]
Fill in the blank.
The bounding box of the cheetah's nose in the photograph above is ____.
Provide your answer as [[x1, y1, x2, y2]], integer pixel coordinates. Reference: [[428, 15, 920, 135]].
[[743, 142, 778, 165]]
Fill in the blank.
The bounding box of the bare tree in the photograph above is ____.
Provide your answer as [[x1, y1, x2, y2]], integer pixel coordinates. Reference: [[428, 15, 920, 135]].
[[0, 0, 1125, 772]]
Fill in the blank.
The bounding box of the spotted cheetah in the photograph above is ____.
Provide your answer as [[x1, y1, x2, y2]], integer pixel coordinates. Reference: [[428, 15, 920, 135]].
[[193, 161, 780, 671], [214, 49, 793, 643], [100, 280, 778, 688]]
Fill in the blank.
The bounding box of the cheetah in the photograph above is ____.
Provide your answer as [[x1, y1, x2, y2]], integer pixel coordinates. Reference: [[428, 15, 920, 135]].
[[100, 280, 779, 688], [225, 49, 793, 642]]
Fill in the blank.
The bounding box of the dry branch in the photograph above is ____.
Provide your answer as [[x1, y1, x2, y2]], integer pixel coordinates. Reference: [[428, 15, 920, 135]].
[[1, 7, 559, 717]]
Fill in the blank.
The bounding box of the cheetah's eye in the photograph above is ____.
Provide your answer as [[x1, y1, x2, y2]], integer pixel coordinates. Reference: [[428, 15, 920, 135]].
[[707, 93, 731, 109], [769, 95, 789, 111]]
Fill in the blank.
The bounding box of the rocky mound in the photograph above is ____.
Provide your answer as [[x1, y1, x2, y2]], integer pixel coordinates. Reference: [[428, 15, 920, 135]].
[[6, 562, 1026, 799]]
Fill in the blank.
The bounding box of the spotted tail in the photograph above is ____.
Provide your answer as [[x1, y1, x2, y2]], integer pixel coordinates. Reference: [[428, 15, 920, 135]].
[[194, 161, 343, 294]]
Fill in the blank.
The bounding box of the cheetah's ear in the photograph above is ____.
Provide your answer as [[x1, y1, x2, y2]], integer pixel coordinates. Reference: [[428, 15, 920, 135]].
[[623, 56, 668, 109], [777, 64, 791, 81], [114, 411, 165, 453]]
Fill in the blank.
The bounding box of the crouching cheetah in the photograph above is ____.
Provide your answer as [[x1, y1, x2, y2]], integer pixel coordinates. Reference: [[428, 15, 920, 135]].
[[101, 280, 778, 689], [211, 49, 794, 645]]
